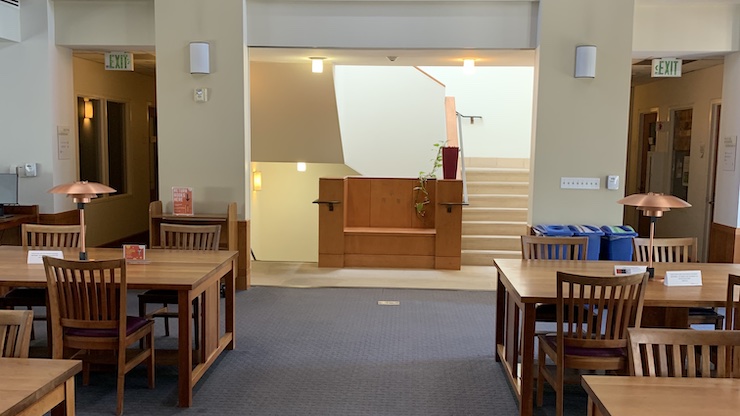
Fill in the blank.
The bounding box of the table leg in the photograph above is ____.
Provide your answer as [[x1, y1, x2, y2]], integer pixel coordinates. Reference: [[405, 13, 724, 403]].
[[495, 271, 505, 362], [177, 290, 193, 407], [519, 303, 536, 416], [226, 258, 236, 350]]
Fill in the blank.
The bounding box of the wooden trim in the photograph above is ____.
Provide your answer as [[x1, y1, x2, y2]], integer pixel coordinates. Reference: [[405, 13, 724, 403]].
[[708, 222, 740, 263]]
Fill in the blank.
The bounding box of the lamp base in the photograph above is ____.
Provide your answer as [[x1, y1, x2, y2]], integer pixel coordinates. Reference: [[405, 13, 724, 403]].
[[647, 267, 654, 279], [79, 251, 88, 261]]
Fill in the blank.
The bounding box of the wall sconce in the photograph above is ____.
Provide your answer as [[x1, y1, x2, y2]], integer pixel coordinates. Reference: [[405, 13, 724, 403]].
[[297, 162, 306, 172], [190, 42, 210, 74], [463, 59, 475, 75], [310, 57, 325, 73], [84, 99, 93, 119], [253, 171, 262, 191], [575, 45, 597, 78]]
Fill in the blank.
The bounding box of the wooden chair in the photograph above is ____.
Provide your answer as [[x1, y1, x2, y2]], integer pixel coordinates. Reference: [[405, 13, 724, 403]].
[[138, 224, 221, 346], [521, 235, 588, 261], [536, 271, 648, 416], [727, 274, 740, 330], [0, 309, 33, 358], [521, 235, 594, 325], [628, 328, 740, 378], [43, 257, 155, 416], [0, 224, 82, 343], [633, 237, 724, 329]]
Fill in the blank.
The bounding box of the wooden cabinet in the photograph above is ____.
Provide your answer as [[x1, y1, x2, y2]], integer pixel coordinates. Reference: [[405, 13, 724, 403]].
[[149, 201, 250, 289]]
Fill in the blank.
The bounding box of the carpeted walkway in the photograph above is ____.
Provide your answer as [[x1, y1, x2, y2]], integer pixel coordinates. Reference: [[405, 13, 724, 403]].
[[38, 287, 586, 415]]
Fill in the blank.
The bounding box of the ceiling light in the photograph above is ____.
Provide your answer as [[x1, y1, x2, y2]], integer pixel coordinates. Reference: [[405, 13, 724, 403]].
[[463, 59, 475, 75], [310, 57, 325, 73], [297, 162, 306, 172]]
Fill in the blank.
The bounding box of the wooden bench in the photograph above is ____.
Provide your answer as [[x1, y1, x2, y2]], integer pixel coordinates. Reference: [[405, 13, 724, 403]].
[[317, 177, 463, 269]]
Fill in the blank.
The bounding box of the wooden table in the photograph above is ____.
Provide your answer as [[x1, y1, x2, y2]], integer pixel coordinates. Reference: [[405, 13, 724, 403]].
[[493, 258, 738, 416], [0, 357, 82, 416], [581, 375, 740, 416], [0, 246, 238, 408]]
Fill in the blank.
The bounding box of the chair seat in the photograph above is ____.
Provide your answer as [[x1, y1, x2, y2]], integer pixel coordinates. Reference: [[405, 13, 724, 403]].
[[541, 334, 626, 359], [66, 316, 150, 338], [0, 288, 47, 307]]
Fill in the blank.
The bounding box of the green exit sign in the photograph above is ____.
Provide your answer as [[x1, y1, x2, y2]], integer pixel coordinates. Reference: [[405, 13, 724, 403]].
[[104, 52, 134, 71], [651, 58, 682, 78]]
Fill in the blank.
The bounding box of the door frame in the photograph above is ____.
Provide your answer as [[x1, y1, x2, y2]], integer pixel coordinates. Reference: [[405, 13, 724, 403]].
[[702, 100, 721, 261]]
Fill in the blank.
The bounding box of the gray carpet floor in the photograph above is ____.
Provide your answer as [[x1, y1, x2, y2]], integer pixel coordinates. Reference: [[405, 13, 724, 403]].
[[32, 287, 588, 415]]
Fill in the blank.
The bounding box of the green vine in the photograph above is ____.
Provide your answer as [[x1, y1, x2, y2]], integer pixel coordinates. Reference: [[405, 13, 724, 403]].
[[414, 141, 445, 217]]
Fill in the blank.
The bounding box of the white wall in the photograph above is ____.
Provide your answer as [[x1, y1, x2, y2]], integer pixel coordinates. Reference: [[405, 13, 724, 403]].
[[420, 66, 534, 159], [0, 0, 76, 214], [335, 66, 447, 177], [250, 162, 358, 262], [715, 52, 740, 228], [0, 2, 20, 42], [246, 0, 537, 49], [53, 0, 155, 48], [633, 3, 740, 56], [629, 64, 724, 255]]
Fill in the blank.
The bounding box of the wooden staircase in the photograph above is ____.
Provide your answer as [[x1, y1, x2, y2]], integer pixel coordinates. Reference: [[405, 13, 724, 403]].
[[461, 158, 529, 266]]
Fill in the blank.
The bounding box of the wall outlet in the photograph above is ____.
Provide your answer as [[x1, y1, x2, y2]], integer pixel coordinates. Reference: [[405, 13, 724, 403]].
[[560, 177, 600, 190]]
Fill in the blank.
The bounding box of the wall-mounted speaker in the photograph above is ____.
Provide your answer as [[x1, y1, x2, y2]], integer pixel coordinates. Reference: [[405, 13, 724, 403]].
[[190, 42, 210, 74], [574, 45, 597, 78]]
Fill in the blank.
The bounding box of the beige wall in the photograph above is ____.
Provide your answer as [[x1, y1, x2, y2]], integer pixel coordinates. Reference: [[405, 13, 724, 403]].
[[628, 65, 723, 257], [529, 0, 634, 226], [250, 162, 357, 262], [250, 62, 343, 163], [73, 56, 156, 245], [154, 0, 249, 218]]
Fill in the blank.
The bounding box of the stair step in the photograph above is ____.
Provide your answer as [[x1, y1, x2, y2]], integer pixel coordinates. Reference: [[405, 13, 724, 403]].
[[467, 194, 528, 208], [466, 181, 528, 195], [461, 250, 522, 266], [464, 157, 530, 169], [462, 221, 527, 236], [466, 168, 530, 183], [462, 235, 521, 251], [462, 207, 527, 222]]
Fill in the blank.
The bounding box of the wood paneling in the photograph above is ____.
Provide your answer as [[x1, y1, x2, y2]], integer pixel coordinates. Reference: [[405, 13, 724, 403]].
[[708, 222, 740, 263], [318, 177, 462, 270], [237, 220, 250, 290], [318, 178, 344, 267]]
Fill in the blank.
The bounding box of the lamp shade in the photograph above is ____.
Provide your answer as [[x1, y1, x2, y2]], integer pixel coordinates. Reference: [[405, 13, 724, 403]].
[[190, 42, 210, 74], [617, 192, 691, 217], [575, 45, 597, 78], [48, 181, 116, 203]]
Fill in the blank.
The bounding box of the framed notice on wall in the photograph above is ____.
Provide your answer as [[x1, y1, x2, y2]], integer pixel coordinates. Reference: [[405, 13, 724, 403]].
[[172, 187, 193, 216]]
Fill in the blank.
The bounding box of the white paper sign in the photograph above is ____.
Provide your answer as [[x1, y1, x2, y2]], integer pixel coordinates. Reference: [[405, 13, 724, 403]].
[[27, 250, 64, 264], [723, 136, 737, 172], [614, 265, 648, 276], [663, 270, 702, 286], [57, 126, 71, 160]]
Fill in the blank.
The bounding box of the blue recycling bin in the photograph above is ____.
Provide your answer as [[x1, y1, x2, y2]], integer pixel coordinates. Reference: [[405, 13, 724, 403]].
[[532, 224, 573, 237], [599, 225, 638, 261], [567, 225, 604, 260]]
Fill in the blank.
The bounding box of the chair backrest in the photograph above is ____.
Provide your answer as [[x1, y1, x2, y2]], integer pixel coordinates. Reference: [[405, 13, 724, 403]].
[[628, 328, 740, 378], [521, 235, 588, 260], [22, 224, 82, 249], [556, 271, 648, 351], [0, 310, 33, 358], [159, 223, 221, 251], [43, 256, 127, 358], [632, 237, 697, 263], [728, 274, 740, 330]]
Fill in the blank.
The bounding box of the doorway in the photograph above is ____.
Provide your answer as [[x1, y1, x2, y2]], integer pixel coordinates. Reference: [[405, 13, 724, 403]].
[[636, 111, 657, 236]]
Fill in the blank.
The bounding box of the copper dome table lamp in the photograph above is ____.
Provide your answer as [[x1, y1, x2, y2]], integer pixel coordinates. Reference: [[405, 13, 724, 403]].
[[617, 192, 691, 278], [48, 181, 116, 260]]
